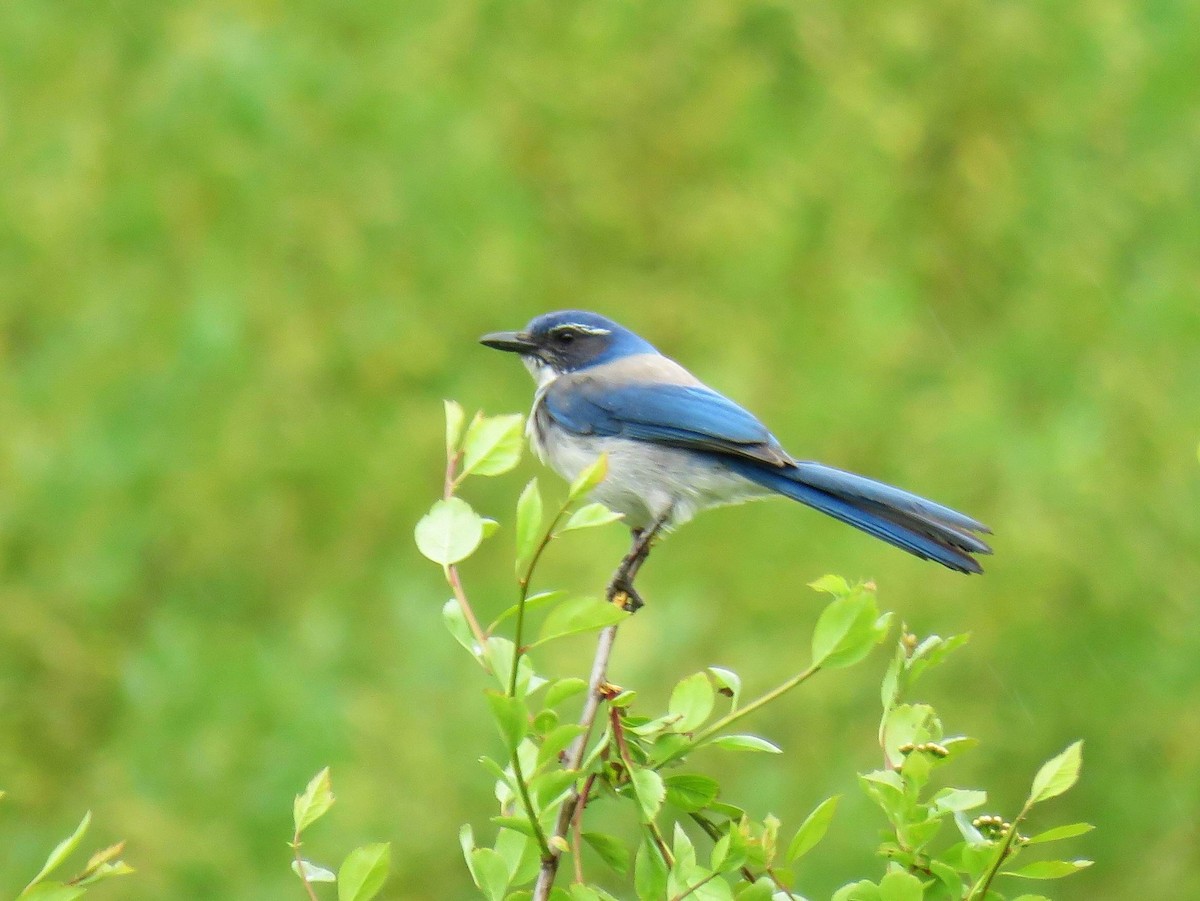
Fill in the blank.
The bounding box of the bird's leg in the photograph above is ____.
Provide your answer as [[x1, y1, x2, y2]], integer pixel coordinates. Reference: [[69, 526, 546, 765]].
[[606, 513, 669, 613]]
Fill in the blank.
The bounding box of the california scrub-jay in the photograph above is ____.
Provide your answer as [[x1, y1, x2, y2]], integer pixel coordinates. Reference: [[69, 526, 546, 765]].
[[481, 311, 991, 610]]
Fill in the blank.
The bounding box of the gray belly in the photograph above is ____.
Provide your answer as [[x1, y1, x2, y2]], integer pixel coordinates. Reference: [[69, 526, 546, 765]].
[[530, 407, 769, 531]]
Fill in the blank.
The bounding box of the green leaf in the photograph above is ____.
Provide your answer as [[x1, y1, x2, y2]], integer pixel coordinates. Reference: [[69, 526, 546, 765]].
[[808, 574, 851, 596], [630, 768, 665, 822], [1011, 896, 1054, 901], [708, 734, 781, 754], [494, 828, 529, 880], [338, 843, 390, 901], [515, 479, 544, 574], [470, 847, 510, 901], [445, 400, 466, 455], [533, 768, 580, 807], [735, 878, 776, 900], [23, 811, 91, 891], [1026, 822, 1095, 844], [932, 788, 987, 814], [442, 598, 479, 655], [537, 723, 586, 766], [708, 667, 741, 708], [461, 413, 525, 478], [569, 886, 602, 901], [878, 869, 923, 901], [1028, 740, 1084, 805], [534, 596, 627, 646], [786, 795, 840, 862], [559, 503, 623, 532], [18, 885, 86, 901], [489, 590, 566, 632], [485, 691, 528, 751], [292, 859, 337, 883], [635, 839, 668, 901], [831, 879, 882, 901], [415, 497, 485, 565], [460, 824, 477, 883], [583, 832, 631, 874], [544, 677, 588, 708], [811, 590, 889, 669], [568, 453, 609, 501], [669, 672, 715, 733], [664, 773, 719, 812], [1003, 859, 1094, 879], [293, 768, 334, 835]]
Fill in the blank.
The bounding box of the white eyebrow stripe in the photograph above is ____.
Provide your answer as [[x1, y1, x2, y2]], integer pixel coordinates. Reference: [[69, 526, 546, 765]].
[[552, 323, 611, 336]]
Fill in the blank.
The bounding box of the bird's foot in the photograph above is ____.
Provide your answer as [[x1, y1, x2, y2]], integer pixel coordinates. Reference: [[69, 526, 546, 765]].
[[607, 577, 644, 613]]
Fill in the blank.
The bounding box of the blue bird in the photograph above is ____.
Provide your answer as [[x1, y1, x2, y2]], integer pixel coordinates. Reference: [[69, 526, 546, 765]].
[[481, 311, 991, 610]]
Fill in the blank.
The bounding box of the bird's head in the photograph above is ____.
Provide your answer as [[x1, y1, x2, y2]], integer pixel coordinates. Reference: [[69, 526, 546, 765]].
[[480, 311, 656, 382]]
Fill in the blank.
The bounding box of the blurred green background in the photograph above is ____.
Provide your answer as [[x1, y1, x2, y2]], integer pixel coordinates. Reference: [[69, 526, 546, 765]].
[[2, 1, 1197, 898]]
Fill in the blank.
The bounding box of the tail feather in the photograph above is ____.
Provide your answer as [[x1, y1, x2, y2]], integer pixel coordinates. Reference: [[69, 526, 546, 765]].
[[725, 459, 993, 574]]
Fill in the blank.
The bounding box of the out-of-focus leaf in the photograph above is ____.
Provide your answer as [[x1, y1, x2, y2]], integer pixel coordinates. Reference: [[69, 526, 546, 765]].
[[445, 400, 466, 455], [878, 869, 923, 901], [568, 454, 609, 501], [23, 811, 91, 890], [338, 843, 390, 901], [1026, 822, 1095, 844], [515, 478, 543, 574], [470, 847, 510, 901], [293, 769, 334, 834], [708, 734, 781, 754], [786, 795, 840, 861], [534, 596, 626, 646], [630, 768, 665, 822], [485, 691, 528, 751], [292, 859, 336, 883], [559, 503, 623, 532], [583, 832, 631, 874], [1003, 859, 1093, 879]]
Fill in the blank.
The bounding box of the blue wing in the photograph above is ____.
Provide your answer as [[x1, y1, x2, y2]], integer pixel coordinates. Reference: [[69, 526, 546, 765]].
[[542, 375, 793, 467]]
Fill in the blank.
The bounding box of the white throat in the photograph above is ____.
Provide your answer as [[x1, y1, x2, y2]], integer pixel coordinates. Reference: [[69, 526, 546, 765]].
[[522, 355, 560, 389]]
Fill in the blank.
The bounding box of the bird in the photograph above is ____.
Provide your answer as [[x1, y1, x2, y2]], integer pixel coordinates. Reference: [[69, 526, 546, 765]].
[[480, 310, 991, 610]]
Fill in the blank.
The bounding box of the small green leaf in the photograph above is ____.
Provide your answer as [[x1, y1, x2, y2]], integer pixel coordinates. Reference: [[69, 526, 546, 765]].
[[1003, 859, 1094, 879], [485, 691, 528, 751], [669, 672, 715, 733], [494, 828, 530, 881], [292, 859, 336, 883], [1028, 740, 1084, 805], [23, 811, 91, 891], [569, 886, 602, 901], [708, 667, 741, 708], [534, 596, 627, 646], [442, 598, 479, 656], [544, 677, 588, 708], [878, 869, 923, 901], [635, 839, 668, 901], [293, 768, 334, 835], [630, 768, 666, 822], [461, 413, 525, 478], [445, 400, 466, 455], [1026, 822, 1095, 844], [932, 788, 987, 814], [664, 773, 719, 812], [415, 497, 485, 565], [811, 589, 888, 669], [515, 479, 544, 574], [808, 574, 851, 596], [583, 832, 631, 874], [560, 503, 623, 533], [735, 878, 776, 900], [568, 453, 609, 501], [459, 824, 477, 882], [708, 734, 781, 753], [537, 723, 586, 766], [470, 847, 510, 901], [786, 795, 840, 862], [1011, 896, 1054, 901], [533, 769, 580, 807], [831, 880, 881, 901], [338, 843, 390, 901]]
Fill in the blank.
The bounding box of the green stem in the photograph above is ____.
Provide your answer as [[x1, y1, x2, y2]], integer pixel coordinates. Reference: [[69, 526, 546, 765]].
[[658, 663, 822, 767], [512, 751, 553, 861], [966, 804, 1029, 901], [508, 501, 571, 697]]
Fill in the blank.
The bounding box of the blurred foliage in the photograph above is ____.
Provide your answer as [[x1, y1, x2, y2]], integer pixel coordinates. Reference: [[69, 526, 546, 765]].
[[0, 0, 1197, 899]]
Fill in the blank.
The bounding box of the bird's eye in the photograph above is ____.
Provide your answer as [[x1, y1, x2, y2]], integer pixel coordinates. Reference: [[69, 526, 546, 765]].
[[554, 330, 576, 344]]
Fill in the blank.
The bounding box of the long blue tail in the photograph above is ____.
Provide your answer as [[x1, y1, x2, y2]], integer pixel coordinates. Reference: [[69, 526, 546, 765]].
[[725, 459, 993, 573]]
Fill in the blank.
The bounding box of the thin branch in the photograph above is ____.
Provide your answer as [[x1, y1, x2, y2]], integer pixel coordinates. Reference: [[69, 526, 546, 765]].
[[532, 623, 620, 901], [657, 663, 822, 768], [572, 773, 596, 883], [442, 451, 488, 654]]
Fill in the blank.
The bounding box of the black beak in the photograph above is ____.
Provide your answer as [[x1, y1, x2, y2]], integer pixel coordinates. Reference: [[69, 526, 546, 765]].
[[479, 330, 539, 354]]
